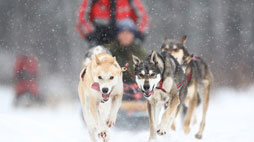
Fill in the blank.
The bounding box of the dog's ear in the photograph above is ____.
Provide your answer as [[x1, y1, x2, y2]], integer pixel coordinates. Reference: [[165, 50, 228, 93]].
[[79, 66, 86, 80], [181, 35, 187, 46], [163, 37, 168, 43], [95, 55, 101, 65], [112, 56, 117, 64], [185, 54, 193, 64], [132, 54, 141, 65], [150, 50, 158, 64]]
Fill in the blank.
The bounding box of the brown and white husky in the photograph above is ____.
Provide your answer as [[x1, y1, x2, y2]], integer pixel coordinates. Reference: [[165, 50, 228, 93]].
[[78, 46, 125, 142]]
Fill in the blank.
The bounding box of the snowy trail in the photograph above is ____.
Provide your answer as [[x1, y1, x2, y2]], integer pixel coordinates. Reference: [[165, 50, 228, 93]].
[[0, 87, 254, 142]]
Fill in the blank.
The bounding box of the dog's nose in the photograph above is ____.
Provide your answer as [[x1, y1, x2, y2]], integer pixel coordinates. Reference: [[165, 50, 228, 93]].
[[102, 88, 109, 94], [143, 84, 150, 91]]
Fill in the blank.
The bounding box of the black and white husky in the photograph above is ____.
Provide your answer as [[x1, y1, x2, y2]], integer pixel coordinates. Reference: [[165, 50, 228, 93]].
[[132, 50, 187, 142]]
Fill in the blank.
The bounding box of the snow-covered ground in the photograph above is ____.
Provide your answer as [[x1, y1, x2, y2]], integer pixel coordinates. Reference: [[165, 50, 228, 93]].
[[0, 86, 254, 142]]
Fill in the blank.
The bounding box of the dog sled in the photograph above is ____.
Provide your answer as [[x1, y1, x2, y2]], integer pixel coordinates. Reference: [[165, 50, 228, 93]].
[[117, 63, 148, 129], [14, 54, 41, 106]]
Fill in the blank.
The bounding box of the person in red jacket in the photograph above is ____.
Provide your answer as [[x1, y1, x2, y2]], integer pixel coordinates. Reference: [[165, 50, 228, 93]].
[[76, 0, 150, 47]]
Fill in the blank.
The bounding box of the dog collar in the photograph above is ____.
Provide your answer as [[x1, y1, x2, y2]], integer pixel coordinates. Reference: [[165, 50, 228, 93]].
[[156, 80, 183, 93]]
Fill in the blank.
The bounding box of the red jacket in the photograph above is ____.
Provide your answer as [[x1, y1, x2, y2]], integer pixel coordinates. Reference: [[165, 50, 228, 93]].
[[76, 0, 150, 39]]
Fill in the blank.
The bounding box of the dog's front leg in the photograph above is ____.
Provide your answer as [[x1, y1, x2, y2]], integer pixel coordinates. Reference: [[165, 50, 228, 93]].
[[195, 82, 211, 139], [86, 96, 108, 141], [107, 94, 122, 128], [157, 92, 180, 136], [183, 85, 198, 134], [83, 107, 97, 142], [81, 95, 98, 142], [147, 101, 158, 142]]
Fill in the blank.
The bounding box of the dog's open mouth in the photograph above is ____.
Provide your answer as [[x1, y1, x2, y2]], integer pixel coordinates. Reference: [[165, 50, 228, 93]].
[[102, 93, 110, 101], [143, 90, 154, 97], [91, 82, 112, 102]]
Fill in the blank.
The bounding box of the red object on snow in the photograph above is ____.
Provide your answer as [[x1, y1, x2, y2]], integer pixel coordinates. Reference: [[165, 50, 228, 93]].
[[14, 55, 39, 97]]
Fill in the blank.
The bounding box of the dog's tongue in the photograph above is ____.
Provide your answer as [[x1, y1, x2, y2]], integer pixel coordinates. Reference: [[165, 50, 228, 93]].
[[102, 93, 110, 100], [91, 82, 100, 91], [145, 90, 154, 95], [91, 82, 110, 101]]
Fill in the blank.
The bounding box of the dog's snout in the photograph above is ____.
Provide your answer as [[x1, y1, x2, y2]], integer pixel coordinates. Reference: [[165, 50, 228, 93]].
[[102, 88, 109, 94], [143, 84, 150, 91]]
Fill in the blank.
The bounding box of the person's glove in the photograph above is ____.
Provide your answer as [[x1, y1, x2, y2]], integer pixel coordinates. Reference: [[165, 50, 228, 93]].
[[86, 33, 98, 47], [86, 33, 96, 42], [134, 32, 146, 45], [136, 32, 145, 42]]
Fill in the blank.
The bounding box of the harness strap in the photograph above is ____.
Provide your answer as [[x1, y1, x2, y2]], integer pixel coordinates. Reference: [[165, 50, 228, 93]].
[[156, 80, 167, 92], [125, 62, 184, 93], [186, 55, 197, 84], [156, 79, 183, 93], [125, 62, 136, 80], [187, 71, 192, 84], [177, 82, 183, 89]]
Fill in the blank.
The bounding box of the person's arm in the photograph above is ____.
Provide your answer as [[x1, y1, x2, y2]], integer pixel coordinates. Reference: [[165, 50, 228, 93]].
[[133, 45, 147, 59], [76, 0, 95, 40], [130, 0, 150, 41]]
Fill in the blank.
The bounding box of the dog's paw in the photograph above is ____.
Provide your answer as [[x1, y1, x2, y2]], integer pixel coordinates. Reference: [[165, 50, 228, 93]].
[[157, 128, 167, 136], [106, 118, 116, 128], [195, 133, 202, 139], [102, 136, 110, 142], [171, 123, 176, 131], [184, 126, 190, 134], [106, 120, 115, 128], [98, 131, 107, 138]]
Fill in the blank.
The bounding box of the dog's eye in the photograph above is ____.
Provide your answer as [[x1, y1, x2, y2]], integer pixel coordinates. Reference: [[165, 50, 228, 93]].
[[138, 73, 144, 78], [150, 73, 156, 77], [110, 76, 114, 80], [98, 76, 102, 80]]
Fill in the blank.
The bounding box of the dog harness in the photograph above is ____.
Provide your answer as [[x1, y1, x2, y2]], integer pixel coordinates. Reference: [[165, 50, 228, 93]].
[[124, 63, 135, 79], [156, 56, 199, 92], [125, 62, 184, 93], [186, 56, 198, 84], [187, 70, 192, 84], [156, 80, 183, 93]]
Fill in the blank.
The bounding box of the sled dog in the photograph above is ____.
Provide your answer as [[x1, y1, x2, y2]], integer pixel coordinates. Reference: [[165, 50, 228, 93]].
[[132, 50, 187, 142], [161, 36, 213, 139], [78, 46, 124, 142]]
